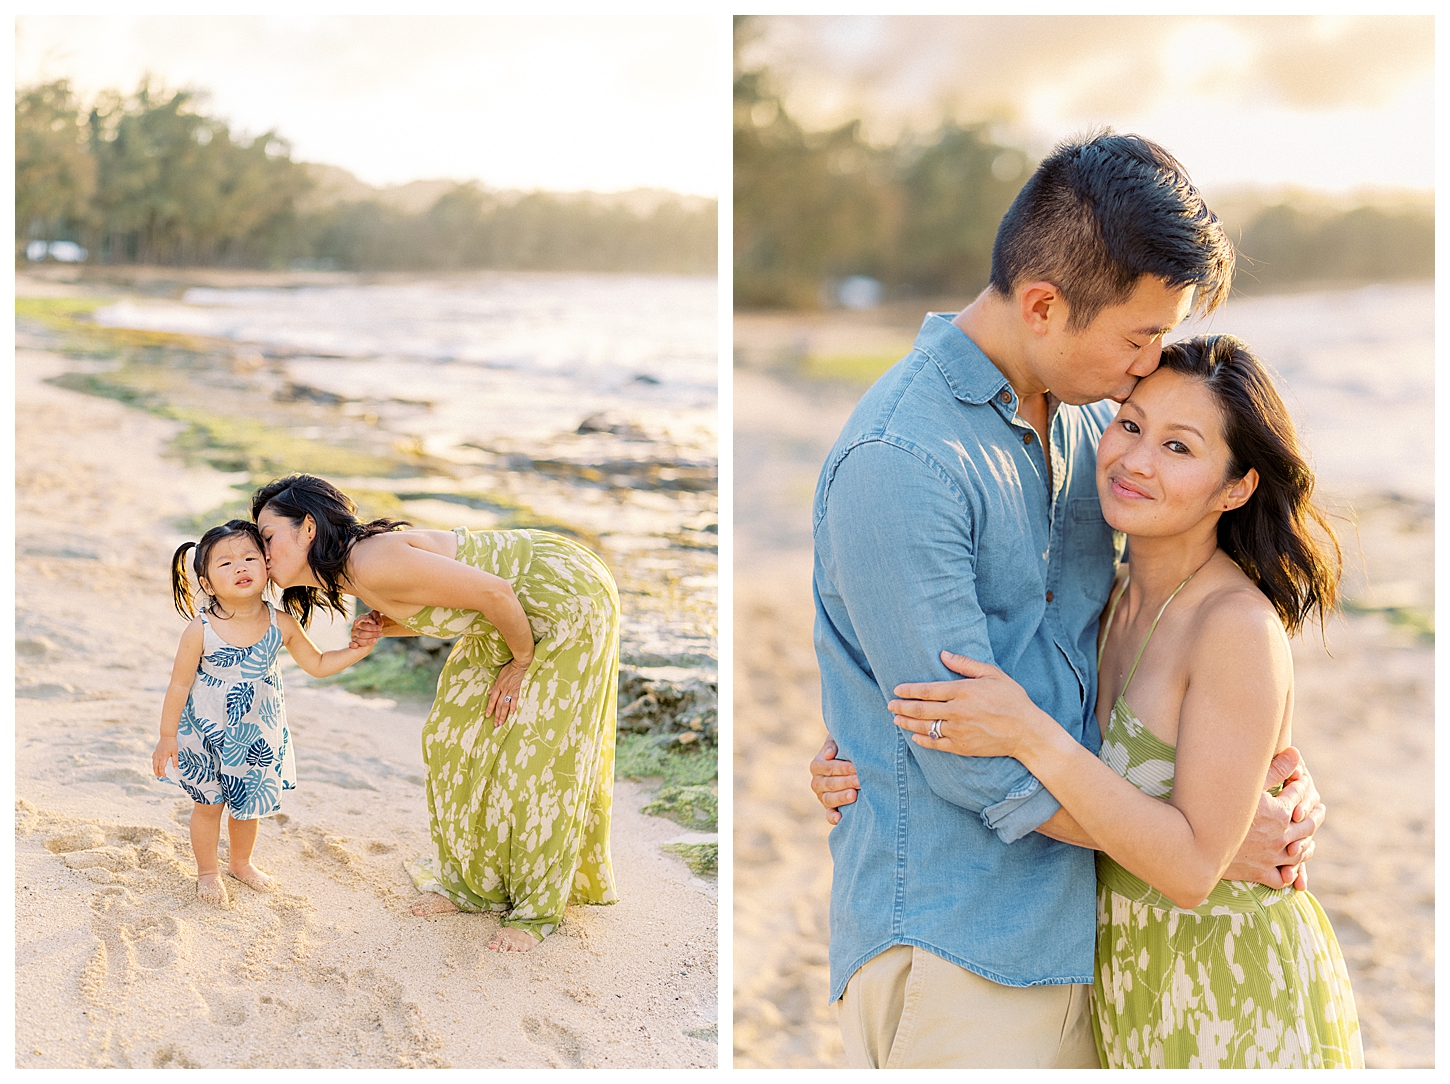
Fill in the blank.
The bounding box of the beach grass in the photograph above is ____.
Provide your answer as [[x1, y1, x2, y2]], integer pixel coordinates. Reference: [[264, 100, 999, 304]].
[[802, 350, 908, 385], [14, 296, 112, 327], [1342, 600, 1434, 643], [662, 841, 718, 877]]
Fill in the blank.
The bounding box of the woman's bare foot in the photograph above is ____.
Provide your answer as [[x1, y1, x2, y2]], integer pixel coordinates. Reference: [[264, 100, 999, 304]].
[[226, 862, 274, 893], [197, 872, 228, 906], [410, 892, 460, 917], [488, 926, 539, 953]]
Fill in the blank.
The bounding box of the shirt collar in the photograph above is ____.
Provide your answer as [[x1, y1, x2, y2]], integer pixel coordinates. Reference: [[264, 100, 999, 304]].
[[914, 312, 1016, 410]]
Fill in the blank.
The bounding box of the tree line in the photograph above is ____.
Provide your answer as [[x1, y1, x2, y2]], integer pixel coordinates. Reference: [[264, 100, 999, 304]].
[[16, 79, 716, 274], [734, 34, 1433, 309]]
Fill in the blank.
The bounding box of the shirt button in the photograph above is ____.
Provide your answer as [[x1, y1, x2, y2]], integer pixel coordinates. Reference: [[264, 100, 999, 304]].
[[1023, 432, 1035, 445], [1046, 590, 1054, 603], [1000, 389, 1011, 404]]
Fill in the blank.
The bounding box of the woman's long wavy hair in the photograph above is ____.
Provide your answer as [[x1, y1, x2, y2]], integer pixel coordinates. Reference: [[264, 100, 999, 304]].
[[1156, 334, 1341, 635], [171, 520, 268, 620], [251, 474, 409, 627]]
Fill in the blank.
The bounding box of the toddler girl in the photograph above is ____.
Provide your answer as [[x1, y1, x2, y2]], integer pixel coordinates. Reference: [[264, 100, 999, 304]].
[[151, 520, 374, 905]]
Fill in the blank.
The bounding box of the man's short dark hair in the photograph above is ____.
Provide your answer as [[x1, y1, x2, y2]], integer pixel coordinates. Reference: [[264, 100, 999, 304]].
[[989, 130, 1234, 330]]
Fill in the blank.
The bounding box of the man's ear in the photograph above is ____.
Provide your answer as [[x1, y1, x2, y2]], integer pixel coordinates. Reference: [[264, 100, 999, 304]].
[[1222, 467, 1259, 512], [1019, 280, 1067, 336]]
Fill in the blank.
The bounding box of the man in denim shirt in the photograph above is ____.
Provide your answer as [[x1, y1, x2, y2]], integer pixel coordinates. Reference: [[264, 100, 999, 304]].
[[809, 134, 1322, 1067]]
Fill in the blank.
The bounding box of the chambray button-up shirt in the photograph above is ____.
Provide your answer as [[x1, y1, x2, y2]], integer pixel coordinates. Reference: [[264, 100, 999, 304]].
[[814, 313, 1123, 1001]]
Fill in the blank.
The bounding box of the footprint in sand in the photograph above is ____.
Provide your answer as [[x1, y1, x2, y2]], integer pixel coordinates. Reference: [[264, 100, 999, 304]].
[[120, 915, 180, 970], [151, 1045, 201, 1069], [522, 1016, 590, 1069], [203, 994, 250, 1027], [44, 826, 107, 854]]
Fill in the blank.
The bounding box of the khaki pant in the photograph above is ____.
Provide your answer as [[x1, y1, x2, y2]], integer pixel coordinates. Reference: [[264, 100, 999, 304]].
[[837, 945, 1100, 1068]]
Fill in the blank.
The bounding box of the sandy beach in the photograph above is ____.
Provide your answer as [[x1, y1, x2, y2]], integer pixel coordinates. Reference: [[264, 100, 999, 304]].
[[731, 296, 1434, 1069], [14, 289, 718, 1068]]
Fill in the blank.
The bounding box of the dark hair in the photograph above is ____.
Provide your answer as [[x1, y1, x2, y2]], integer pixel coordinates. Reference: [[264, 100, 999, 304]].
[[990, 130, 1235, 330], [1156, 334, 1340, 635], [250, 474, 409, 627], [171, 520, 267, 620]]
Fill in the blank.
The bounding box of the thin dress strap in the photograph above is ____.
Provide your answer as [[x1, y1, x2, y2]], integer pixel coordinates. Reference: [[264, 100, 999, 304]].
[[1120, 572, 1199, 697], [1098, 577, 1131, 668]]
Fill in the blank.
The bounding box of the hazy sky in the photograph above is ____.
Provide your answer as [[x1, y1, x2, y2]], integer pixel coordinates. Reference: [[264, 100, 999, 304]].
[[16, 14, 722, 196], [740, 15, 1434, 195]]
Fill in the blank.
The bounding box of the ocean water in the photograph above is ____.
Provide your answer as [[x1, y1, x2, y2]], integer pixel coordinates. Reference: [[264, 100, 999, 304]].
[[1173, 282, 1433, 503], [94, 273, 718, 455]]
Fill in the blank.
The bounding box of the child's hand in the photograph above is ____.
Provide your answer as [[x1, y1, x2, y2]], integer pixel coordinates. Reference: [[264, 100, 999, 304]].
[[152, 735, 179, 779], [349, 612, 385, 649]]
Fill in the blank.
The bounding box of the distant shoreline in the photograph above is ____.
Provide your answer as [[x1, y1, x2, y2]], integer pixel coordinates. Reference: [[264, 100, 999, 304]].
[[18, 264, 717, 298]]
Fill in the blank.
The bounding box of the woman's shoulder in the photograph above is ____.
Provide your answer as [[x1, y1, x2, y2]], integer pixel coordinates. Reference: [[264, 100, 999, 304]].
[[1188, 558, 1291, 670], [346, 528, 461, 586], [352, 527, 457, 556]]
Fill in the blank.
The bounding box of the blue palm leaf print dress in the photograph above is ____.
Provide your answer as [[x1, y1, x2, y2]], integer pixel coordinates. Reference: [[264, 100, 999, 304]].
[[168, 603, 296, 819]]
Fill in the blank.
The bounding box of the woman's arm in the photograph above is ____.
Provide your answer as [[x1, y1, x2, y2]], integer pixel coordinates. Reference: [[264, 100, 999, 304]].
[[277, 611, 375, 678], [348, 537, 535, 666], [371, 612, 421, 638], [893, 600, 1290, 909], [153, 620, 205, 777]]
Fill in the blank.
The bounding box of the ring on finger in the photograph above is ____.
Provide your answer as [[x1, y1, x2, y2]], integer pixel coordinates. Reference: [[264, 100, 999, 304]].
[[929, 719, 943, 740]]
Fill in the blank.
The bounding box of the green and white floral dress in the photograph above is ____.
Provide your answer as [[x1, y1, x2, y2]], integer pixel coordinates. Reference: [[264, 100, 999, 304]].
[[402, 528, 620, 940], [1092, 576, 1363, 1068]]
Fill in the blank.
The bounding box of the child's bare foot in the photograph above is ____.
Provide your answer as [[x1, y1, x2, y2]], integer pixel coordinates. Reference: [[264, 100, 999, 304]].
[[197, 872, 228, 906], [488, 926, 539, 953], [226, 862, 274, 893], [410, 892, 460, 917]]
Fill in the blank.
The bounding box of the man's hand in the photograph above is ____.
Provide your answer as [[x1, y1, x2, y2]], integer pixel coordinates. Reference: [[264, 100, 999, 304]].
[[810, 738, 859, 825], [1223, 747, 1324, 890]]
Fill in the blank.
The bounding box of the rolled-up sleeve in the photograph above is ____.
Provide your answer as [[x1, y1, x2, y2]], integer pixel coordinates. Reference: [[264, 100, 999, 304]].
[[819, 439, 1064, 841]]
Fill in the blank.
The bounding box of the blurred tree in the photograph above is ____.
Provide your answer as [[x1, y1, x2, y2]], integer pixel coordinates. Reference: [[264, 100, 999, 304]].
[[892, 124, 1026, 297], [734, 34, 897, 308], [1235, 203, 1434, 292], [15, 80, 96, 250], [85, 81, 310, 266], [12, 75, 711, 275]]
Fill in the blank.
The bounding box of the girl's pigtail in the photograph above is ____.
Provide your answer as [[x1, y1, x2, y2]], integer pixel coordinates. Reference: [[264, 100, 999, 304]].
[[172, 542, 199, 619]]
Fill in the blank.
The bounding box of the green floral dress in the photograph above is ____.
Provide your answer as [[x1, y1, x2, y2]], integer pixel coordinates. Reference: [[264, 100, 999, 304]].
[[1092, 577, 1363, 1068], [400, 528, 620, 940]]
